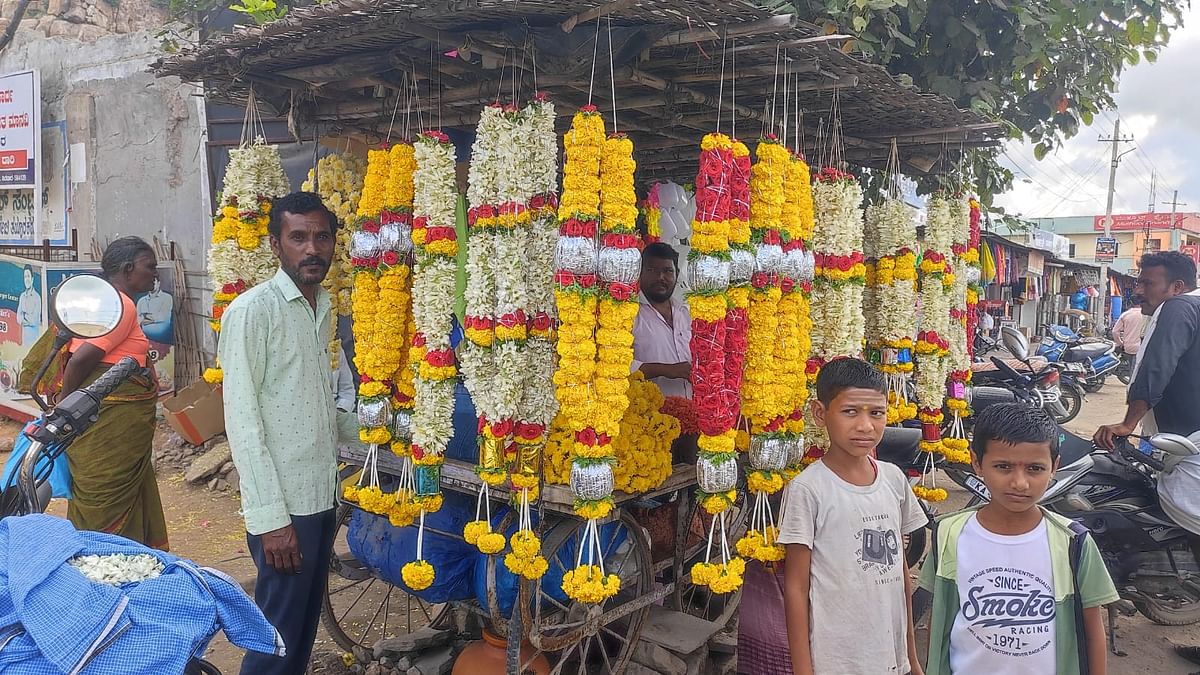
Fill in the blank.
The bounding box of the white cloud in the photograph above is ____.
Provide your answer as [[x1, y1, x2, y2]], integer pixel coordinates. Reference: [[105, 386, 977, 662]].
[[993, 6, 1200, 219]]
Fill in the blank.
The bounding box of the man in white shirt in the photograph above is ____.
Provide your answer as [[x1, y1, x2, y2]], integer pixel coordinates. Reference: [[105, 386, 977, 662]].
[[630, 243, 691, 398], [1111, 301, 1145, 355]]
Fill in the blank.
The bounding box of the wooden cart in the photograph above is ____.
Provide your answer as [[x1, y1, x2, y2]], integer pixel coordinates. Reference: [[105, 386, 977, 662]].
[[324, 448, 747, 674]]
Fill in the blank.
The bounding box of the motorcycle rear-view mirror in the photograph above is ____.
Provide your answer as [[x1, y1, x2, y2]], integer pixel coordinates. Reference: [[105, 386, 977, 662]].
[[50, 274, 124, 339], [1150, 433, 1200, 458], [1000, 326, 1030, 361]]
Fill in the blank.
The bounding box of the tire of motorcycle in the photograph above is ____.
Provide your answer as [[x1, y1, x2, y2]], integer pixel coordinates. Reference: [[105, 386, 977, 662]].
[[905, 526, 928, 569], [1117, 367, 1132, 386], [1053, 384, 1083, 425], [910, 587, 933, 625], [1082, 375, 1106, 394], [1132, 598, 1200, 626]]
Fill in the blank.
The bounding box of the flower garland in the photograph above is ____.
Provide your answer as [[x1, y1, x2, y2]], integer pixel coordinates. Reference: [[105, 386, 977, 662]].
[[915, 194, 956, 476], [398, 130, 460, 591], [640, 183, 662, 244], [544, 372, 678, 492], [553, 106, 622, 603], [942, 195, 974, 466], [804, 166, 866, 461], [738, 136, 791, 563], [688, 132, 745, 596], [866, 198, 919, 424], [204, 141, 289, 383], [780, 153, 816, 475]]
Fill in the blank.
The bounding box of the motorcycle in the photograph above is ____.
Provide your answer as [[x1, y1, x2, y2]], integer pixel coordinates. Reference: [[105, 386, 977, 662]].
[[972, 326, 999, 362], [1114, 347, 1135, 386], [968, 327, 1084, 425], [1037, 324, 1120, 394], [0, 274, 224, 675]]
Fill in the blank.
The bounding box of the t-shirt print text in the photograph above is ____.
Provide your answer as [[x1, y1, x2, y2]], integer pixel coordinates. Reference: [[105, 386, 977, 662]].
[[855, 512, 900, 581], [962, 566, 1055, 657]]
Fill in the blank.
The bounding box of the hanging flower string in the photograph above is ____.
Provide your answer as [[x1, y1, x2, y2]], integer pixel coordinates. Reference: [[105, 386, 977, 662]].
[[205, 141, 290, 383], [866, 198, 919, 424], [804, 166, 866, 462], [915, 194, 957, 481], [942, 195, 973, 467], [640, 183, 663, 244], [778, 152, 816, 476]]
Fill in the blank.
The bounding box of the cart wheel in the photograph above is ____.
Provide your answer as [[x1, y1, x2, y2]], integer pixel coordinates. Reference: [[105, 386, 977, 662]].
[[674, 492, 749, 622], [322, 504, 450, 653], [528, 511, 653, 675]]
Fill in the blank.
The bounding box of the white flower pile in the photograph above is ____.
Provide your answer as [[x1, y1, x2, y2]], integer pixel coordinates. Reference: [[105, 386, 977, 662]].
[[69, 553, 164, 586]]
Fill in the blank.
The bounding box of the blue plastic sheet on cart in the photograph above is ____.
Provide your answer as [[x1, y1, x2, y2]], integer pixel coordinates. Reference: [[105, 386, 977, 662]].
[[347, 490, 477, 603], [475, 509, 629, 617]]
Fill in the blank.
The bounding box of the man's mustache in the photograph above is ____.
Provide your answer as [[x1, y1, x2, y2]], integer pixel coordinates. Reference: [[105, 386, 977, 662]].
[[300, 257, 329, 268]]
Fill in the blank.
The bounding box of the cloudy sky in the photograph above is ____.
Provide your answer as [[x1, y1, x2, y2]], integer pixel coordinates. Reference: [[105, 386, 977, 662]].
[[992, 6, 1199, 220]]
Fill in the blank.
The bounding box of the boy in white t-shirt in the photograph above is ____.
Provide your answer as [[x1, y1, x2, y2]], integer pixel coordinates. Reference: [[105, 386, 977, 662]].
[[919, 404, 1118, 675], [779, 358, 928, 675]]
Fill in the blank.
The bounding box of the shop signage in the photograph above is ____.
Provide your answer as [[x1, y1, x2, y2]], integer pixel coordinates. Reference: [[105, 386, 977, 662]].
[[1093, 212, 1188, 232], [1095, 237, 1118, 262], [0, 71, 39, 189]]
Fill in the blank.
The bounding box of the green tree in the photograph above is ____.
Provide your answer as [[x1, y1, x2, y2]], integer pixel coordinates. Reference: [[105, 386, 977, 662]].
[[785, 0, 1189, 203]]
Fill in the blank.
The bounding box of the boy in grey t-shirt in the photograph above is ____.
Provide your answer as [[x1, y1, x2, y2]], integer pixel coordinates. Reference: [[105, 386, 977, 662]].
[[779, 358, 928, 675]]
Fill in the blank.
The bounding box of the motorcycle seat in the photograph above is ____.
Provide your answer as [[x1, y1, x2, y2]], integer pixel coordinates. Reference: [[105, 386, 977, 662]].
[[1049, 326, 1079, 343], [970, 356, 1049, 373], [875, 426, 922, 466], [1057, 429, 1094, 468], [1065, 343, 1110, 361]]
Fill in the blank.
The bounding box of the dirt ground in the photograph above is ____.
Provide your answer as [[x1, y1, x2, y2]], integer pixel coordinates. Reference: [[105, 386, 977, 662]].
[[2, 382, 1199, 673]]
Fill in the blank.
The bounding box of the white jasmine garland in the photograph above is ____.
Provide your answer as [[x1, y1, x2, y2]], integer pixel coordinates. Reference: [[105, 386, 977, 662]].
[[69, 553, 165, 586], [223, 141, 290, 206], [811, 180, 864, 257], [412, 377, 456, 454]]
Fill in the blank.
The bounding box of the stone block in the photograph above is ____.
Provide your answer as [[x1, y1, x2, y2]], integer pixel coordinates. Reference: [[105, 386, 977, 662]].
[[374, 627, 452, 659], [77, 23, 106, 40], [631, 641, 685, 674], [637, 605, 721, 656], [408, 645, 453, 675], [683, 647, 707, 675], [184, 441, 232, 484], [708, 629, 736, 655]]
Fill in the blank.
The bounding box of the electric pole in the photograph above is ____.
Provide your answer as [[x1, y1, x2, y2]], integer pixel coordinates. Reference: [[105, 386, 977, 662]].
[[1149, 170, 1157, 212], [1163, 190, 1188, 226], [1098, 118, 1134, 326]]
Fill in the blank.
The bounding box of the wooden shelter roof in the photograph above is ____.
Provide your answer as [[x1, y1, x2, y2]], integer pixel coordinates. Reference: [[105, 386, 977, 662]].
[[153, 0, 1005, 182]]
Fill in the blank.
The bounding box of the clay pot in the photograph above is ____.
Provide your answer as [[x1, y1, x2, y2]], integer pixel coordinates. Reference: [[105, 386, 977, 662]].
[[451, 629, 550, 675]]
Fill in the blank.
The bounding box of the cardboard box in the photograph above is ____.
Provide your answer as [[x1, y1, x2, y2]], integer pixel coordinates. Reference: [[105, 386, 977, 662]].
[[163, 380, 225, 445]]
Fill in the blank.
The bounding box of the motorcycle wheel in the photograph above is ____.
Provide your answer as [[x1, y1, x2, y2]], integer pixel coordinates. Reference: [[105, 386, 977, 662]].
[[1052, 384, 1082, 424], [1133, 598, 1200, 626], [1083, 375, 1106, 394], [1117, 362, 1133, 385], [905, 526, 928, 569]]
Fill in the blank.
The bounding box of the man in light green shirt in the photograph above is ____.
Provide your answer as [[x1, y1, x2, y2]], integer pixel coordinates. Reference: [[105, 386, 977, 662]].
[[219, 191, 360, 675]]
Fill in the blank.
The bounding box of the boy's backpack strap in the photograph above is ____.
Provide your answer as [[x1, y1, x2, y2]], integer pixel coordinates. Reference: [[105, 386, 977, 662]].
[[1067, 519, 1091, 675]]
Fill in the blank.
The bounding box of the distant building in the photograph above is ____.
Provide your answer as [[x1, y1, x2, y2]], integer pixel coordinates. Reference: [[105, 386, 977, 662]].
[[994, 212, 1200, 275]]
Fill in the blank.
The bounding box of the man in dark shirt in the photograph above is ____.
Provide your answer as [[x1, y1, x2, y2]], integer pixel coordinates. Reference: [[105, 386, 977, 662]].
[[1095, 251, 1200, 449]]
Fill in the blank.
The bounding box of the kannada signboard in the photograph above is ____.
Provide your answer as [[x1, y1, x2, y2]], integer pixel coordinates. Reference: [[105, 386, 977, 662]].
[[1092, 212, 1200, 232], [1096, 237, 1118, 262], [0, 122, 66, 245], [1182, 244, 1199, 263], [0, 71, 39, 190]]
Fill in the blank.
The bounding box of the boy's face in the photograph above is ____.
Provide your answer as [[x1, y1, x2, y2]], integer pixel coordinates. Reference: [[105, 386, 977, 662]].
[[972, 440, 1059, 514], [812, 387, 888, 458]]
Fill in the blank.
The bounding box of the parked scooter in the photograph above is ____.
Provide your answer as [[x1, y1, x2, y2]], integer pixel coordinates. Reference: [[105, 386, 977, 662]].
[[1114, 347, 1135, 386], [1037, 324, 1120, 393], [0, 274, 226, 675]]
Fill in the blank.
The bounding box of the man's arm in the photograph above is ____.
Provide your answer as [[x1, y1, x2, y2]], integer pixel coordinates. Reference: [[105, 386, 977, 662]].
[[904, 569, 925, 675], [1083, 606, 1107, 675], [1097, 299, 1197, 448], [784, 544, 815, 675], [637, 362, 691, 380]]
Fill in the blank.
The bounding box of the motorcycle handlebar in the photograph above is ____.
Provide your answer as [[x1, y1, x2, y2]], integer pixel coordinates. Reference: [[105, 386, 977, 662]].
[[84, 357, 141, 400], [1114, 437, 1167, 472]]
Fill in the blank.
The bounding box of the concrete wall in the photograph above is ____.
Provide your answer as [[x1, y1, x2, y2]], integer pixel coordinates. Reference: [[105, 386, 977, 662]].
[[0, 26, 213, 359]]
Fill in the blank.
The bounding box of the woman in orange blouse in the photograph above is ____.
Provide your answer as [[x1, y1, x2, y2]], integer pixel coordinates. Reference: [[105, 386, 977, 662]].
[[60, 236, 166, 548]]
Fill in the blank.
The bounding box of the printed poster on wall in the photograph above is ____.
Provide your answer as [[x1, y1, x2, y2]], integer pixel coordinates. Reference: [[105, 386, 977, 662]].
[[46, 267, 176, 394], [0, 257, 44, 397], [0, 121, 68, 245]]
